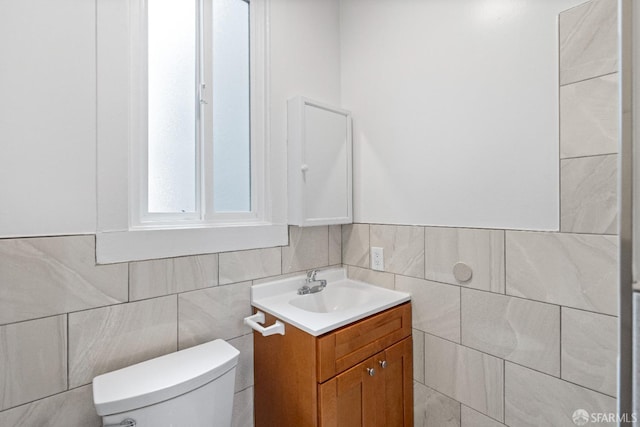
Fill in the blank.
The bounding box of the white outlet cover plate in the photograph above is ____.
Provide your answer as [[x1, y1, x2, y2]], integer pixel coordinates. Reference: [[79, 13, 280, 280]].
[[371, 246, 384, 271]]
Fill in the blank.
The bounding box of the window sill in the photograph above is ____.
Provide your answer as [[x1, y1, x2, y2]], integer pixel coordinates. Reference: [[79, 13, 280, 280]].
[[96, 223, 288, 264]]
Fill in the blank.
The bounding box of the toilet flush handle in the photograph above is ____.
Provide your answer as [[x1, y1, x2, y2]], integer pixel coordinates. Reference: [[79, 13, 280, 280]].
[[104, 419, 136, 427]]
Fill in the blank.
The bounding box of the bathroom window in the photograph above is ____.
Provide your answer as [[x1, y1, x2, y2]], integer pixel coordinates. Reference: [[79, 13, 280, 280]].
[[140, 0, 253, 224], [95, 0, 287, 263]]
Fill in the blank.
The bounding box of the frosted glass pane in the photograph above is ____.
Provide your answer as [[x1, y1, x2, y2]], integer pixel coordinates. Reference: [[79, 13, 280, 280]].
[[212, 0, 251, 212], [147, 0, 197, 213]]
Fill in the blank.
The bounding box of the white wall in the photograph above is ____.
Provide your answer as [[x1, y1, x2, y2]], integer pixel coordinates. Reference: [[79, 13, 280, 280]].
[[341, 0, 586, 230], [270, 0, 342, 221], [0, 0, 96, 237], [0, 0, 341, 239], [1, 0, 588, 236]]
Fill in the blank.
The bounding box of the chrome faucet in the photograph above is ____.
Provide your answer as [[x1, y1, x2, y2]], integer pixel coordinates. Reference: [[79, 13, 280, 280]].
[[297, 270, 327, 295]]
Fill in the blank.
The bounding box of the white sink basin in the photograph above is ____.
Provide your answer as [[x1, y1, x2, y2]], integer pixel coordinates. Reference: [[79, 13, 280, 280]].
[[250, 268, 410, 336], [289, 284, 376, 313]]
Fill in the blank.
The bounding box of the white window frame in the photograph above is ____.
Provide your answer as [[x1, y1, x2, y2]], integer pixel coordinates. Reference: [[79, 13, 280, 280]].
[[96, 0, 287, 264]]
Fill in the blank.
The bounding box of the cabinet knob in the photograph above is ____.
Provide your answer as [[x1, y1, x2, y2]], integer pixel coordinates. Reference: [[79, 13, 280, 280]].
[[379, 360, 387, 369], [366, 367, 375, 376], [300, 164, 309, 172]]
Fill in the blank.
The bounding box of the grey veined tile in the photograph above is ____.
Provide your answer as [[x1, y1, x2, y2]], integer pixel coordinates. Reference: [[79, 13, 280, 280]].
[[505, 362, 616, 427], [413, 382, 461, 427], [347, 265, 395, 290], [219, 248, 281, 285], [425, 227, 504, 293], [342, 223, 369, 268], [396, 276, 460, 342], [560, 73, 618, 159], [370, 224, 424, 278], [461, 289, 560, 376], [282, 226, 329, 274], [0, 385, 100, 427], [130, 254, 218, 301], [229, 334, 254, 393], [68, 295, 178, 388], [506, 231, 617, 315], [232, 386, 254, 427], [178, 281, 252, 349], [559, 0, 618, 85], [0, 235, 127, 325], [328, 224, 342, 265], [413, 329, 425, 383], [461, 406, 505, 427], [424, 334, 503, 421], [0, 316, 67, 410], [561, 155, 617, 235], [562, 308, 617, 397]]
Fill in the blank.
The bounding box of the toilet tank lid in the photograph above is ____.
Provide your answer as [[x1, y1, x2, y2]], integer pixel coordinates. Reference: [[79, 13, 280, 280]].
[[92, 339, 239, 416]]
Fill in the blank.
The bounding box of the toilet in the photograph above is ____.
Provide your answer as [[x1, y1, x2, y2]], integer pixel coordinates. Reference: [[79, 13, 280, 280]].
[[93, 339, 239, 427]]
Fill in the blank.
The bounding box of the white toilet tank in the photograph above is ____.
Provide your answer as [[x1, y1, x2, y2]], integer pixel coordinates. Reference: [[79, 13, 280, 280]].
[[93, 339, 239, 427]]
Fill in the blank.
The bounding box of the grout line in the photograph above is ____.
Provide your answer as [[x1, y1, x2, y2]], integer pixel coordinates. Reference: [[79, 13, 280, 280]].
[[459, 285, 462, 345], [176, 295, 179, 351], [503, 230, 507, 295], [327, 226, 330, 266], [559, 71, 618, 88], [558, 38, 563, 235], [393, 269, 617, 317], [423, 226, 427, 283], [423, 329, 616, 399], [66, 313, 70, 390], [503, 359, 506, 423], [560, 152, 619, 161], [559, 306, 563, 380], [0, 383, 96, 414]]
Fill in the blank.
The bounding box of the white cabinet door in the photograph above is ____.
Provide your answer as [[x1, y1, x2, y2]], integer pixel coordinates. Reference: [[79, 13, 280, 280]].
[[288, 97, 352, 226]]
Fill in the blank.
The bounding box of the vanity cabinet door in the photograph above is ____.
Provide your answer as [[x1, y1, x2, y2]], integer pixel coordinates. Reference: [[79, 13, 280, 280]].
[[380, 338, 413, 427], [318, 353, 382, 427], [318, 338, 412, 427]]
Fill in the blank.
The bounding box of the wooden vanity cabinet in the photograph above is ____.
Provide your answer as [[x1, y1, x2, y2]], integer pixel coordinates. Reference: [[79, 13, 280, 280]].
[[318, 338, 413, 427], [253, 302, 413, 427]]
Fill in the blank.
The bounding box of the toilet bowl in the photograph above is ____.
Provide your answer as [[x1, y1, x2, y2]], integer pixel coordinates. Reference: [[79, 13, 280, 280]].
[[92, 339, 239, 427]]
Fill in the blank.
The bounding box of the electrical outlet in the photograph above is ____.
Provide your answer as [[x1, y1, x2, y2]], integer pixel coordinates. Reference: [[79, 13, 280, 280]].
[[371, 247, 384, 271]]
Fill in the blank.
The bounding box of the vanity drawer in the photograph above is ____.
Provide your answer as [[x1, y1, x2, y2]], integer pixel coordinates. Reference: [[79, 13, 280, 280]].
[[316, 302, 411, 383]]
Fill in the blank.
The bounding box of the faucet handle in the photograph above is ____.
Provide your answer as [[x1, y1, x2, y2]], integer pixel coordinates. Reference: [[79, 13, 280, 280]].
[[306, 270, 317, 281]]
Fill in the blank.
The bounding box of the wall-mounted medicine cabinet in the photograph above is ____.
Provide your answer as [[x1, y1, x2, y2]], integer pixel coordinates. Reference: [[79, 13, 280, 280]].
[[287, 97, 353, 226]]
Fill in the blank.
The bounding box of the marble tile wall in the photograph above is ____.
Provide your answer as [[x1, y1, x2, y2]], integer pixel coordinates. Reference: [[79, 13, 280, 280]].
[[425, 227, 505, 293], [560, 73, 618, 158], [561, 308, 618, 397], [506, 231, 618, 315], [505, 362, 616, 427], [68, 296, 178, 388], [370, 224, 425, 278], [461, 289, 560, 376], [396, 275, 461, 342], [0, 226, 341, 426], [561, 154, 617, 234], [0, 235, 128, 325], [559, 0, 617, 85], [424, 334, 504, 421], [413, 381, 461, 427]]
